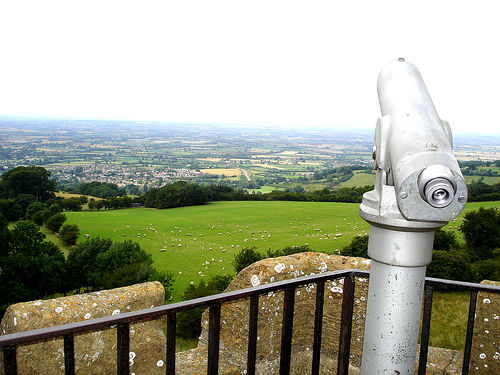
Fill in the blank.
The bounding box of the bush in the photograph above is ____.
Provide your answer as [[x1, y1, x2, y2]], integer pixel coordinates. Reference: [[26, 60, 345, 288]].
[[267, 244, 313, 258], [427, 250, 473, 283], [176, 276, 230, 339], [41, 204, 63, 224], [433, 229, 459, 251], [342, 235, 369, 258], [60, 197, 83, 211], [233, 246, 263, 274], [45, 212, 67, 232], [59, 224, 79, 246], [471, 258, 500, 282], [0, 199, 23, 221], [460, 207, 500, 259], [25, 201, 47, 220]]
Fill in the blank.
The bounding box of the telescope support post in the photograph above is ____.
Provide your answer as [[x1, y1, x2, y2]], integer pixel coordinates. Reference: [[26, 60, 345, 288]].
[[359, 58, 467, 375], [360, 227, 434, 375]]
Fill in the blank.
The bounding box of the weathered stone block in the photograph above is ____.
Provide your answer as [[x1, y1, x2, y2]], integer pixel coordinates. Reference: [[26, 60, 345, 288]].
[[176, 252, 371, 374], [0, 282, 166, 375], [470, 280, 500, 374]]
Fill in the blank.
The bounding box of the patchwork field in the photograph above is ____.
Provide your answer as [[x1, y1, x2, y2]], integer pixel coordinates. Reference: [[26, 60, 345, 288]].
[[199, 168, 241, 176], [65, 200, 500, 301]]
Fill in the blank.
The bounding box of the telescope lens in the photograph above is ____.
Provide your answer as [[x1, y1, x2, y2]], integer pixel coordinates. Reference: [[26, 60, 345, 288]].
[[424, 178, 454, 208]]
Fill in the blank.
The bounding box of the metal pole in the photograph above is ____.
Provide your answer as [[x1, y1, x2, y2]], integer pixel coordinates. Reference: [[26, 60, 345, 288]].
[[359, 58, 467, 375]]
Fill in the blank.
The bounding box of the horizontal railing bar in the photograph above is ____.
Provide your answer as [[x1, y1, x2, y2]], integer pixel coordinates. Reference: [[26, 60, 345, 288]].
[[425, 277, 500, 293], [0, 269, 363, 347]]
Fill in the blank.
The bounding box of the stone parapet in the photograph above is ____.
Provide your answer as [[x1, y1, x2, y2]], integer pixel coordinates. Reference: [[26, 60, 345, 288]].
[[0, 282, 166, 375]]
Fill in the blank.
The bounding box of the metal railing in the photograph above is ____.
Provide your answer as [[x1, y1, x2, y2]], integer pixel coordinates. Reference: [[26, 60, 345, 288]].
[[1, 269, 499, 375]]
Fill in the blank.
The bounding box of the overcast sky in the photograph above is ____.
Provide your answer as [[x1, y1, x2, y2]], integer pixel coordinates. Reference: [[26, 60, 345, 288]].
[[1, 1, 499, 135]]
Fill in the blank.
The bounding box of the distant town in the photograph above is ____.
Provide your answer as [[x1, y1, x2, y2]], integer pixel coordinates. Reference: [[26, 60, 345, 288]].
[[1, 117, 499, 192]]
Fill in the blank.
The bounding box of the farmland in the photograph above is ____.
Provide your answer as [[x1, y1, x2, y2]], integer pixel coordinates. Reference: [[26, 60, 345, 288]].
[[2, 118, 499, 195], [65, 200, 500, 301]]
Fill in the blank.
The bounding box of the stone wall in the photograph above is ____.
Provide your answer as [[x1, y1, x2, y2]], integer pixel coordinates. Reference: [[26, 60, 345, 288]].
[[470, 280, 500, 374], [176, 252, 372, 374], [0, 282, 166, 375], [176, 253, 499, 375]]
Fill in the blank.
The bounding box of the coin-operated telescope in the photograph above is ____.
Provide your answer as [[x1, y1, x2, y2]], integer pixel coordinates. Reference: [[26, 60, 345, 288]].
[[359, 58, 467, 375]]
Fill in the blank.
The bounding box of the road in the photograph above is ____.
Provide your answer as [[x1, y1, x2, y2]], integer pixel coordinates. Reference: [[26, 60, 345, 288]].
[[239, 168, 251, 181]]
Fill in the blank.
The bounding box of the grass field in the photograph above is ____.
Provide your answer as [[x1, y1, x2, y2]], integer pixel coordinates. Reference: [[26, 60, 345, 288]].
[[66, 201, 368, 301], [65, 200, 500, 302], [337, 171, 375, 188], [429, 291, 469, 350], [464, 175, 500, 184]]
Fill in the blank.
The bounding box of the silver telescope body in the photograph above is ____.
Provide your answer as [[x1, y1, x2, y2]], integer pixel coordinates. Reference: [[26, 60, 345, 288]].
[[359, 58, 467, 375], [372, 58, 467, 222]]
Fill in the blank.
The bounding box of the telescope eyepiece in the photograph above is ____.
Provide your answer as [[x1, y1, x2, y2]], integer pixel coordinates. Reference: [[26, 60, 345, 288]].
[[424, 178, 454, 208], [417, 165, 457, 208]]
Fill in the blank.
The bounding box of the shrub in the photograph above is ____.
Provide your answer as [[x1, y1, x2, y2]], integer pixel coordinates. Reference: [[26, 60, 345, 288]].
[[267, 244, 313, 258], [233, 246, 263, 274], [25, 201, 47, 220], [471, 258, 500, 282], [59, 224, 79, 246], [176, 276, 228, 339], [433, 228, 459, 251], [427, 250, 473, 283], [45, 212, 67, 232], [342, 235, 369, 258], [460, 207, 500, 259]]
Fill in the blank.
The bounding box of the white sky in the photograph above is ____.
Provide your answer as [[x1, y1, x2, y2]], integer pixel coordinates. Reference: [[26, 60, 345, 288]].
[[1, 1, 499, 135]]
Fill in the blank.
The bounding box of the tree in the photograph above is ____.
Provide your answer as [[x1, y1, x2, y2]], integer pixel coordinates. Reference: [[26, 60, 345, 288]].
[[0, 199, 23, 221], [233, 246, 263, 274], [66, 237, 113, 291], [460, 207, 500, 259], [96, 240, 153, 277], [25, 201, 47, 220], [427, 250, 473, 283], [60, 197, 82, 211], [59, 224, 79, 246], [0, 214, 11, 257], [472, 258, 500, 283], [14, 194, 36, 216], [342, 235, 369, 258], [0, 166, 56, 201], [433, 228, 459, 251], [143, 181, 209, 209], [0, 221, 65, 309], [45, 212, 67, 232], [40, 204, 63, 224]]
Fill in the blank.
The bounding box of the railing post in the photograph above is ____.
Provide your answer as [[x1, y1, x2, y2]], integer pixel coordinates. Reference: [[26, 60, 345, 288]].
[[247, 294, 259, 375], [462, 291, 478, 375], [207, 303, 221, 375], [337, 274, 355, 375], [311, 280, 325, 375], [417, 283, 434, 375], [166, 313, 176, 375], [64, 334, 75, 375], [117, 323, 130, 375], [359, 58, 467, 374], [279, 287, 295, 375], [3, 345, 17, 375]]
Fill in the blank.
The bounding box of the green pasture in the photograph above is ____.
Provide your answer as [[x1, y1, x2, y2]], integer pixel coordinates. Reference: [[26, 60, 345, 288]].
[[66, 201, 368, 300], [464, 175, 500, 184], [337, 171, 375, 188], [65, 200, 500, 302]]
